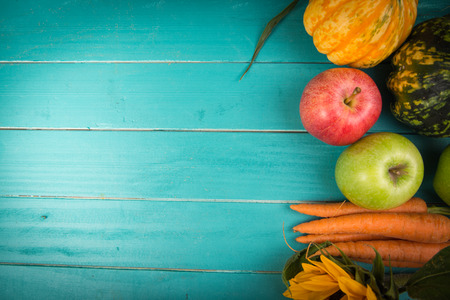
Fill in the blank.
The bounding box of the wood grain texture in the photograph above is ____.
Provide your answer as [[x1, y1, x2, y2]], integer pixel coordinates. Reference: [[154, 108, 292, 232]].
[[0, 130, 340, 200], [0, 0, 313, 62], [0, 264, 285, 300], [0, 62, 416, 132], [0, 130, 447, 202], [1, 0, 448, 62], [0, 197, 306, 271], [1, 1, 450, 299]]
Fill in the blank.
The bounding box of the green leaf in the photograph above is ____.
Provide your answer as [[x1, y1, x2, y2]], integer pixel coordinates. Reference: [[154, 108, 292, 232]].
[[240, 0, 300, 80], [281, 250, 304, 288], [385, 260, 399, 300], [392, 273, 413, 292], [406, 246, 450, 299], [370, 246, 385, 287], [367, 273, 384, 299], [281, 242, 331, 288], [326, 244, 354, 266]]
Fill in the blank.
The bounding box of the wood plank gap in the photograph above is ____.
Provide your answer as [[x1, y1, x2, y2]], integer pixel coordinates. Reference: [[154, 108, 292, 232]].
[[0, 60, 332, 65], [0, 127, 307, 133], [1, 194, 306, 204], [0, 262, 281, 275], [4, 195, 443, 206], [0, 127, 417, 136]]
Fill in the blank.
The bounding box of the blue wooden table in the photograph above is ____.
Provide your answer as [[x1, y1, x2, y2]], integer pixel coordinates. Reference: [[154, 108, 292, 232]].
[[1, 1, 449, 299]]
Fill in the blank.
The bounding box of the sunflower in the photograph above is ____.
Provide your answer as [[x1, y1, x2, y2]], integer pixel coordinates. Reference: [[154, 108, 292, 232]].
[[283, 255, 377, 300]]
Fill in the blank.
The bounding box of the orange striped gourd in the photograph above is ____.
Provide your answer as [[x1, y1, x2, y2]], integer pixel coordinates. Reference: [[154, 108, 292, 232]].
[[303, 0, 418, 68]]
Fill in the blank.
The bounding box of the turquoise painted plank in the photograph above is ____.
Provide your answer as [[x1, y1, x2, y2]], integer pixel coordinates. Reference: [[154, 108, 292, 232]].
[[0, 130, 342, 201], [0, 265, 412, 300], [0, 62, 417, 132], [0, 0, 448, 62], [0, 265, 286, 300], [0, 0, 315, 62], [0, 130, 447, 202], [0, 197, 307, 271]]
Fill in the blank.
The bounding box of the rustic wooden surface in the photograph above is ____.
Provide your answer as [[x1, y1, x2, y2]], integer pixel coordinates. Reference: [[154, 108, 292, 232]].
[[1, 1, 449, 299]]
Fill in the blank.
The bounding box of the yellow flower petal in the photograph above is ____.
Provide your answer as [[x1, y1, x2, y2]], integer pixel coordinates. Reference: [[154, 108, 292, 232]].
[[289, 268, 319, 284], [314, 288, 340, 300], [302, 277, 338, 291], [284, 254, 363, 300], [302, 262, 325, 275], [307, 274, 334, 282], [285, 271, 339, 299], [320, 255, 352, 281], [284, 282, 310, 295], [283, 285, 308, 299], [366, 285, 377, 300], [284, 283, 336, 300], [308, 258, 329, 274], [338, 276, 367, 299], [341, 285, 377, 300], [283, 289, 293, 299], [294, 273, 326, 284]]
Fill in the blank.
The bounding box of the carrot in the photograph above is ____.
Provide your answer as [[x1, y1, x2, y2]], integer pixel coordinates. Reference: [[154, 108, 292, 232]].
[[322, 240, 450, 265], [293, 212, 450, 243], [296, 233, 390, 244], [353, 258, 425, 269], [290, 197, 427, 217]]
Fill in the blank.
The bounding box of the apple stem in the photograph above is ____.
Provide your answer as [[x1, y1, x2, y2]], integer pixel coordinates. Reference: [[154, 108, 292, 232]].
[[389, 164, 408, 186], [344, 87, 362, 105]]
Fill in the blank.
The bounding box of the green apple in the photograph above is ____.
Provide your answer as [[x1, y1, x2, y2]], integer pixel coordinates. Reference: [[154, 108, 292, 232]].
[[335, 132, 424, 210], [433, 145, 450, 206]]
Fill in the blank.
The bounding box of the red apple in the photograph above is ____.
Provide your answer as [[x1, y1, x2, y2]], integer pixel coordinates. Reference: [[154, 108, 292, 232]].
[[299, 68, 382, 146]]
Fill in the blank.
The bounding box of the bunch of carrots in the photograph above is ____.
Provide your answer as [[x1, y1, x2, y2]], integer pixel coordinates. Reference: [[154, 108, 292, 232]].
[[291, 197, 450, 268]]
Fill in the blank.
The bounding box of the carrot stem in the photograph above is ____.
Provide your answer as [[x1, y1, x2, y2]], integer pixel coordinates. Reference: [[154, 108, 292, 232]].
[[428, 205, 450, 216]]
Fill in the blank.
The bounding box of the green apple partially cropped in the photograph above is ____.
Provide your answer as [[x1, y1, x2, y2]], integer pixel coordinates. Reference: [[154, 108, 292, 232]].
[[433, 145, 450, 205], [335, 132, 424, 210]]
